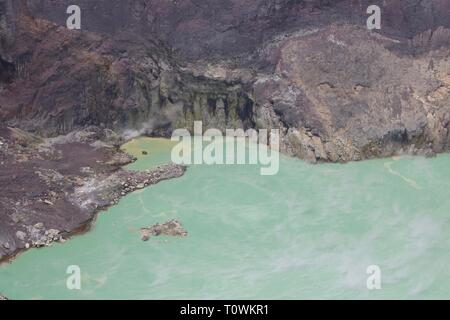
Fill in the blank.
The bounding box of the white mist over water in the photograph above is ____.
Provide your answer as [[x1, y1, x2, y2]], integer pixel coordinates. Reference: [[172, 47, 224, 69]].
[[1, 137, 450, 299], [122, 119, 157, 141]]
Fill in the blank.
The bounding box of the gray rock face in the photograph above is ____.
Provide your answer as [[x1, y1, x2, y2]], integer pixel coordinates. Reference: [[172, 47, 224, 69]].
[[0, 0, 449, 269], [0, 1, 450, 163], [1, 3, 257, 136], [24, 0, 450, 62], [15, 230, 26, 241], [251, 25, 450, 161], [0, 0, 15, 83], [0, 0, 14, 50]]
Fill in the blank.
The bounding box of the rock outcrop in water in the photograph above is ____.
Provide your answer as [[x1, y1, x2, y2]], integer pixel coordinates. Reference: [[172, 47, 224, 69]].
[[0, 294, 7, 300], [1, 0, 450, 258], [140, 220, 188, 241], [0, 124, 186, 261], [1, 0, 449, 163]]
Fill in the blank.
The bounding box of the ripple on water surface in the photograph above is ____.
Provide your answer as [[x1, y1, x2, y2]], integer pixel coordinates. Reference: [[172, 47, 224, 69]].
[[1, 137, 450, 299]]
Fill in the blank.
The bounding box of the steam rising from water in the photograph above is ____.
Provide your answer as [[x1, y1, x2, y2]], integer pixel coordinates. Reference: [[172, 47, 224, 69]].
[[122, 103, 184, 140], [122, 119, 157, 141], [1, 138, 450, 299]]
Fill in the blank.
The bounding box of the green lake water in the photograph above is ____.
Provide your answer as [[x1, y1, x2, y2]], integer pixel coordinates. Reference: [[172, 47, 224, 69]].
[[1, 137, 450, 299]]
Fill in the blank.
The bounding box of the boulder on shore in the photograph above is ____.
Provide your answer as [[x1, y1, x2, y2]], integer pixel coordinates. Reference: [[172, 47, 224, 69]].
[[140, 220, 188, 241]]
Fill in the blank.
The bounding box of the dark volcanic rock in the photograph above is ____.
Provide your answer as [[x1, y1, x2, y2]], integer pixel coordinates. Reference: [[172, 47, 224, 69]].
[[0, 0, 449, 164], [24, 0, 450, 62], [0, 55, 14, 83], [1, 1, 257, 136], [0, 0, 449, 265], [0, 125, 186, 261], [252, 25, 450, 162]]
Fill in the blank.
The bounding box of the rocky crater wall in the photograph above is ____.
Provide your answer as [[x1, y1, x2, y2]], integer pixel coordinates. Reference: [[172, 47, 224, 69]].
[[0, 0, 449, 162]]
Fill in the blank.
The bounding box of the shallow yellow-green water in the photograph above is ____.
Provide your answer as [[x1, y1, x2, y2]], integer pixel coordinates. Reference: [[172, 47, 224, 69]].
[[1, 137, 450, 299]]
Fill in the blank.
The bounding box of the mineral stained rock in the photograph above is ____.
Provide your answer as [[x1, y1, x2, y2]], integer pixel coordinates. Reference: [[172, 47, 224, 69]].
[[1, 0, 449, 163], [1, 0, 450, 257], [0, 125, 186, 261], [140, 220, 188, 241]]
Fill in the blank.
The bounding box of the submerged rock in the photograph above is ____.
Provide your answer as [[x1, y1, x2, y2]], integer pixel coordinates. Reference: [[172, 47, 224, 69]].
[[140, 220, 188, 241]]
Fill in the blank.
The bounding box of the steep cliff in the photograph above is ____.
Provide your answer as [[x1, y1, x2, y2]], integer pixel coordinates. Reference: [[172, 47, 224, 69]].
[[1, 0, 450, 262], [1, 0, 450, 162], [1, 0, 257, 137], [25, 0, 450, 62]]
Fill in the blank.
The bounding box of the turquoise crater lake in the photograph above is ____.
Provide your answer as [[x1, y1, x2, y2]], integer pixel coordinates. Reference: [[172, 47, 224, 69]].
[[1, 137, 450, 299]]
